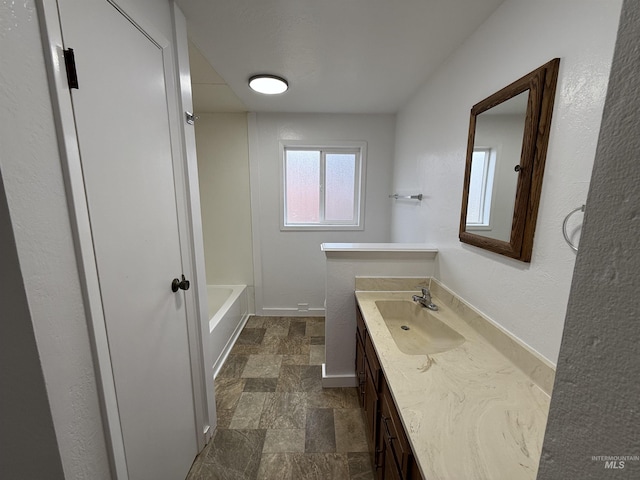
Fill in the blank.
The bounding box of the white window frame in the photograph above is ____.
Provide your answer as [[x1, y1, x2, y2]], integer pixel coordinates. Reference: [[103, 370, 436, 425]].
[[280, 140, 367, 231]]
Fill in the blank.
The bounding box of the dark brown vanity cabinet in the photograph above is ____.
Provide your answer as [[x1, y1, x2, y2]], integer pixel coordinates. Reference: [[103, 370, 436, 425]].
[[356, 306, 379, 451], [356, 313, 367, 407], [356, 305, 423, 480], [379, 379, 422, 480]]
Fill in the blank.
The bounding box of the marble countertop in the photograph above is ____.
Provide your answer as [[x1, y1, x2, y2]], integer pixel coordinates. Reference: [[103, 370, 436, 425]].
[[355, 290, 551, 480]]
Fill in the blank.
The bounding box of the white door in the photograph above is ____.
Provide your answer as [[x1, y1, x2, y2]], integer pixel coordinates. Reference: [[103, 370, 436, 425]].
[[56, 1, 198, 478]]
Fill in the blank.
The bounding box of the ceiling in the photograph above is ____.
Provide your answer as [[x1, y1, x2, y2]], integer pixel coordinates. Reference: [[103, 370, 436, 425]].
[[178, 0, 505, 114]]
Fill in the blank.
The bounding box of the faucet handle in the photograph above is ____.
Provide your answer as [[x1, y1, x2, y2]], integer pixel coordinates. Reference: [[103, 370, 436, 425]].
[[413, 285, 430, 296]]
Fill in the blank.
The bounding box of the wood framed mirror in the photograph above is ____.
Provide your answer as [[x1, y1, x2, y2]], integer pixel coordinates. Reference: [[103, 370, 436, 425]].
[[459, 58, 560, 262]]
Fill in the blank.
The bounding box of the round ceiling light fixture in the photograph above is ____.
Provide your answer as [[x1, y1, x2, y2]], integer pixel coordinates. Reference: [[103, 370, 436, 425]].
[[248, 74, 289, 95]]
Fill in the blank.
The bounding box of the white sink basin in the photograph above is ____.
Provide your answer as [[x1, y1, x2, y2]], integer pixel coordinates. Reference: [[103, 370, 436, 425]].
[[375, 300, 465, 355]]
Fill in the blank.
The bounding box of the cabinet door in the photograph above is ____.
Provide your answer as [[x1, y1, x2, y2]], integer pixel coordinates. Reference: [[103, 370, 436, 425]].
[[363, 362, 379, 447], [379, 379, 424, 480], [408, 456, 424, 480], [382, 437, 402, 480], [365, 332, 382, 391], [356, 305, 366, 343], [356, 334, 366, 407]]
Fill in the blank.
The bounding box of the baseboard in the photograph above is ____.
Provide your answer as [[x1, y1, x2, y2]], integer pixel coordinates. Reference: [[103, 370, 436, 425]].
[[260, 307, 325, 317], [321, 363, 357, 388]]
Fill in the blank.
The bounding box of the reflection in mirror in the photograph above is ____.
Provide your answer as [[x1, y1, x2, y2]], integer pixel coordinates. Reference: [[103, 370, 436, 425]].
[[466, 91, 528, 242], [459, 58, 560, 262]]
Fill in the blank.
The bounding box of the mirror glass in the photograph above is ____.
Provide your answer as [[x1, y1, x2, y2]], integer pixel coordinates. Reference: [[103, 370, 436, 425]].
[[459, 59, 560, 262], [465, 91, 528, 242]]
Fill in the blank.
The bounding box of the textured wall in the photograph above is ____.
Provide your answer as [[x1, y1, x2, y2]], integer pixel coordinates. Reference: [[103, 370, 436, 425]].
[[324, 251, 436, 382], [0, 0, 189, 477], [391, 0, 622, 363], [538, 1, 640, 477], [0, 1, 111, 477], [0, 171, 66, 479], [249, 113, 395, 314], [195, 113, 255, 288]]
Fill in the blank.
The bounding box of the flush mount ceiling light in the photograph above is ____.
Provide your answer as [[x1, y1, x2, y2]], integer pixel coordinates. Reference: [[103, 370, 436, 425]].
[[248, 74, 289, 95]]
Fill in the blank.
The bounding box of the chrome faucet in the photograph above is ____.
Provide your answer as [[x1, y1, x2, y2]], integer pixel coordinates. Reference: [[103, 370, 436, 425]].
[[412, 287, 438, 311]]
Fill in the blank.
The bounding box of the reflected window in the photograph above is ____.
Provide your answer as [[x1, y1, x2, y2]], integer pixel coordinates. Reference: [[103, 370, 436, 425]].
[[466, 147, 496, 227]]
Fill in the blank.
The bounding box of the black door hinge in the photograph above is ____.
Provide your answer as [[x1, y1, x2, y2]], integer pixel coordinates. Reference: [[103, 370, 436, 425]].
[[63, 48, 79, 89]]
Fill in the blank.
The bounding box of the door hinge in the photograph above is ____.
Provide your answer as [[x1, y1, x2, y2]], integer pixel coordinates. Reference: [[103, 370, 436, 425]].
[[63, 48, 79, 89], [185, 112, 196, 125]]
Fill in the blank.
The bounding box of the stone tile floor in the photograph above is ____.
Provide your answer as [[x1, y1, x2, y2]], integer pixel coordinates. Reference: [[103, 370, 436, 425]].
[[186, 316, 375, 480]]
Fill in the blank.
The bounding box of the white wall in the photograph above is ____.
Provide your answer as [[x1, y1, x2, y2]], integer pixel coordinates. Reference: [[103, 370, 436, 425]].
[[0, 1, 112, 477], [540, 1, 640, 474], [323, 247, 437, 385], [391, 0, 622, 363], [0, 170, 66, 479], [0, 0, 195, 477], [249, 113, 396, 314], [195, 113, 254, 290]]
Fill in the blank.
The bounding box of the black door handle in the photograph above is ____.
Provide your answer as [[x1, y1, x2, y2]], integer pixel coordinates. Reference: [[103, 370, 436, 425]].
[[171, 274, 190, 292]]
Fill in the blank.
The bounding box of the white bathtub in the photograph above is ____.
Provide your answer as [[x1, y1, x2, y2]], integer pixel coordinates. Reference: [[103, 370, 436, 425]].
[[206, 285, 249, 378]]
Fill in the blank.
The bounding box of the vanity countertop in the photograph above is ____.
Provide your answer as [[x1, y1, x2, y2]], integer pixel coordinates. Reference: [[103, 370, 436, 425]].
[[355, 290, 551, 480]]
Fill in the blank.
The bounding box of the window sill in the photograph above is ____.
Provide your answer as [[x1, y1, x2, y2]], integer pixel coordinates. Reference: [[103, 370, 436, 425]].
[[281, 224, 364, 232]]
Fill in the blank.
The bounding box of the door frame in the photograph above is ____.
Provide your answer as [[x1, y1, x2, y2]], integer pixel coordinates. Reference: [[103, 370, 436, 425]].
[[36, 1, 210, 478]]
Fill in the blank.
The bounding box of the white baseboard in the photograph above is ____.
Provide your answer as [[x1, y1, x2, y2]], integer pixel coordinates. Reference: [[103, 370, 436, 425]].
[[321, 363, 357, 388], [260, 307, 325, 317]]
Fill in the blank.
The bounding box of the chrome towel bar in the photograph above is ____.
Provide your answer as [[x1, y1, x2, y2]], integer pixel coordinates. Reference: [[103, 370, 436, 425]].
[[389, 194, 423, 201]]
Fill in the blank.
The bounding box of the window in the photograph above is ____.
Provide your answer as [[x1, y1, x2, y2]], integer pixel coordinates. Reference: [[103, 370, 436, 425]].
[[281, 142, 366, 230], [466, 147, 496, 228]]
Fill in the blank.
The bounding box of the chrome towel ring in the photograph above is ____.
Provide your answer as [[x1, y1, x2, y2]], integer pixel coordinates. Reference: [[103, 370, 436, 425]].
[[562, 204, 585, 252]]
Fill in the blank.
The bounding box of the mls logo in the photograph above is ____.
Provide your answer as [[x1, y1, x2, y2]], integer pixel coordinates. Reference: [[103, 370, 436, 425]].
[[605, 460, 625, 469]]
